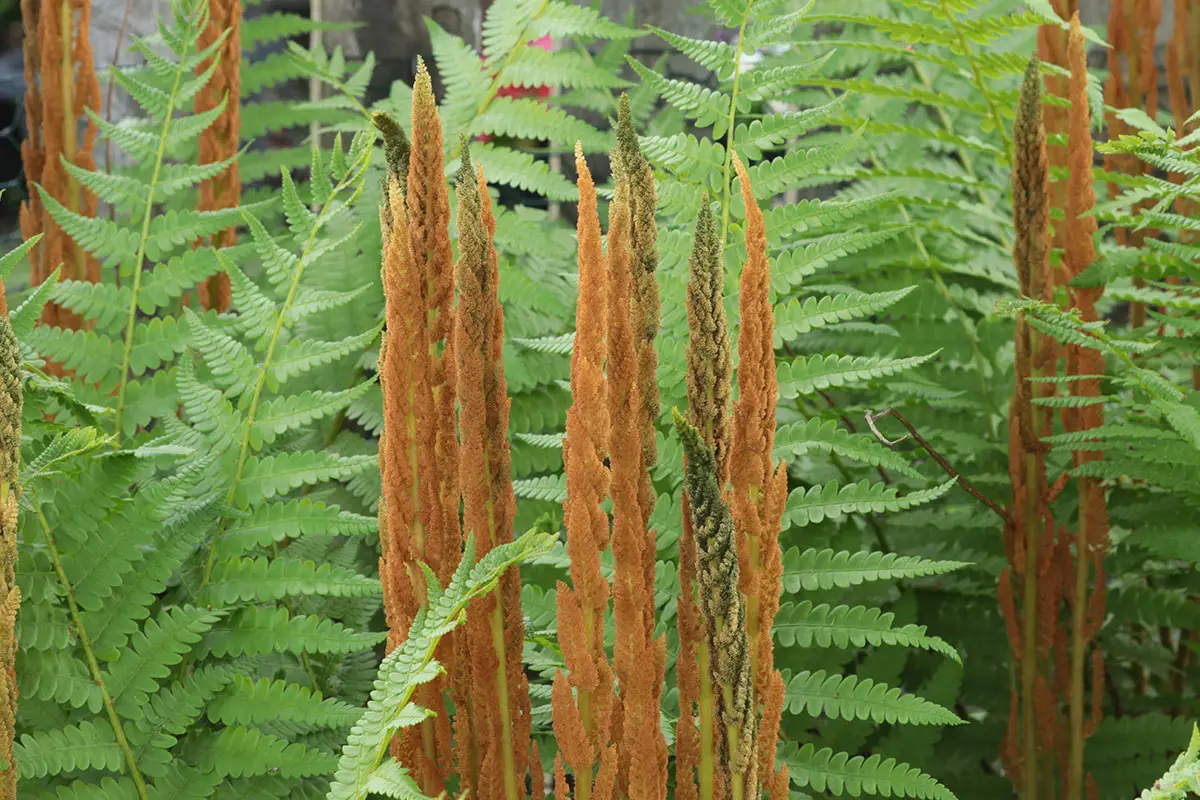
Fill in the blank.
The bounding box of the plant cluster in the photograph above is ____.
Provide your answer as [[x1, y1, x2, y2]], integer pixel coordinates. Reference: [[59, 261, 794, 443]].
[[2, 0, 1200, 799]]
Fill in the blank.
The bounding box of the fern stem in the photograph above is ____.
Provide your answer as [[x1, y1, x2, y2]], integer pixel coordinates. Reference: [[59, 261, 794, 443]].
[[1020, 452, 1040, 800], [717, 3, 754, 251], [112, 6, 201, 444], [448, 0, 552, 163], [936, 0, 1013, 164], [699, 641, 716, 800], [1066, 501, 1089, 800], [862, 144, 1000, 439], [910, 60, 1012, 248], [35, 504, 151, 800], [197, 149, 372, 593]]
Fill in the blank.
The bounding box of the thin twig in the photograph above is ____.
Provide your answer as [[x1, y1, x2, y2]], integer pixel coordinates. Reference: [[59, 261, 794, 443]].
[[865, 407, 1012, 525], [817, 388, 891, 485]]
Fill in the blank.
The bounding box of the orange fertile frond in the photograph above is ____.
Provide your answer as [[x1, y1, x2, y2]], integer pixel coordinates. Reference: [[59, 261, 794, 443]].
[[194, 0, 241, 311], [1065, 15, 1098, 283], [551, 143, 617, 799], [730, 154, 788, 784], [23, 0, 102, 329]]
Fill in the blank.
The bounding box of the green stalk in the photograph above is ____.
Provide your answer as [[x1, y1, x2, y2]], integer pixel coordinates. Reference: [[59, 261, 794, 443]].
[[1066, 496, 1090, 800], [935, 0, 1013, 164], [577, 611, 595, 800], [714, 607, 749, 800], [489, 602, 520, 800], [447, 0, 552, 163], [196, 149, 372, 592], [113, 8, 203, 443], [863, 142, 1001, 440], [721, 683, 746, 800], [36, 504, 150, 800], [717, 4, 754, 250], [699, 642, 716, 800], [909, 60, 1012, 250], [1020, 451, 1040, 800]]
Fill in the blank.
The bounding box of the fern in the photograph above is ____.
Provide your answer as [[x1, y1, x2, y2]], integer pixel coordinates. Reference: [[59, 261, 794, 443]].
[[27, 0, 241, 442], [13, 7, 387, 797], [325, 531, 555, 800]]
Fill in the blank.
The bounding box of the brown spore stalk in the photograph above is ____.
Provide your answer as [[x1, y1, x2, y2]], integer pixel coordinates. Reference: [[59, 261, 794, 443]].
[[1000, 57, 1064, 800], [194, 0, 242, 312], [551, 144, 618, 800], [373, 113, 453, 794], [455, 144, 533, 800], [608, 122, 668, 800], [20, 0, 102, 329], [729, 155, 788, 799], [1063, 17, 1108, 800], [680, 196, 729, 800]]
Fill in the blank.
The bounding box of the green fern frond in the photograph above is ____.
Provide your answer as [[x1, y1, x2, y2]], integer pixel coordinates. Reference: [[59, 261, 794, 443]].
[[783, 548, 970, 593], [784, 670, 963, 726], [776, 599, 960, 660], [778, 351, 941, 398], [784, 741, 957, 800]]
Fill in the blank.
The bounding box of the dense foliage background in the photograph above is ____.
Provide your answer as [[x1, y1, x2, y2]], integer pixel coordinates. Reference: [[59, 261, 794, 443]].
[[4, 0, 1200, 798]]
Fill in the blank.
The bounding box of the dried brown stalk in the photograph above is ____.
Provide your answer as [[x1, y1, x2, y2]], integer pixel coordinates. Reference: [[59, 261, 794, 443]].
[[864, 408, 1011, 526], [194, 0, 242, 311], [608, 117, 668, 800], [456, 146, 533, 800], [20, 0, 103, 330], [729, 155, 788, 797], [1063, 17, 1109, 800]]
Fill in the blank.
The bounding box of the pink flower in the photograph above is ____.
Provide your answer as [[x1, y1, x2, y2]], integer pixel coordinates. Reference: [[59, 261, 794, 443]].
[[497, 35, 553, 101], [479, 35, 554, 143]]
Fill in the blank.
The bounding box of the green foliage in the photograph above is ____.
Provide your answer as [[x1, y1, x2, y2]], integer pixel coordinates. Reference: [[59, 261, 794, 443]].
[[8, 0, 1200, 795], [325, 530, 555, 800], [1136, 724, 1200, 800]]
